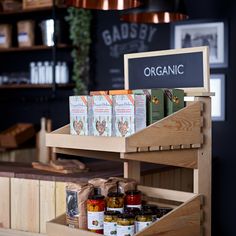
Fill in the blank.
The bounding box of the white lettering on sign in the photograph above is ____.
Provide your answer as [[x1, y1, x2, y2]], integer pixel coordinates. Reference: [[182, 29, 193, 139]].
[[144, 65, 184, 77], [102, 23, 157, 46]]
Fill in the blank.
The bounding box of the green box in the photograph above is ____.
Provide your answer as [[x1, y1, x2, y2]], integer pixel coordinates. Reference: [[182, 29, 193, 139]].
[[133, 89, 164, 125], [164, 89, 184, 116]]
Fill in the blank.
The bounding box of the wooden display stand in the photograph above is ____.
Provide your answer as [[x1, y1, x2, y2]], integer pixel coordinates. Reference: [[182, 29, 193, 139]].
[[46, 97, 211, 236], [45, 47, 212, 236]]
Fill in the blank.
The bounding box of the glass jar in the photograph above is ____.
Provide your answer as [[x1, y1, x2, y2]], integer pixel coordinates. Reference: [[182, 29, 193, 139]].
[[107, 192, 125, 213], [104, 211, 120, 236], [125, 190, 142, 209], [87, 194, 105, 234], [117, 213, 135, 236], [135, 210, 153, 233], [142, 204, 158, 222]]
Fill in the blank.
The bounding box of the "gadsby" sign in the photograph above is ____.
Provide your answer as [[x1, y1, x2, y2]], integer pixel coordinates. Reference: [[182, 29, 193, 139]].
[[124, 47, 210, 94]]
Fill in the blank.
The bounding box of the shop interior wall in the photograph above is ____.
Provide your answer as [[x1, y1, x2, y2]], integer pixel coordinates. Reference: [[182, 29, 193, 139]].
[[91, 0, 235, 235]]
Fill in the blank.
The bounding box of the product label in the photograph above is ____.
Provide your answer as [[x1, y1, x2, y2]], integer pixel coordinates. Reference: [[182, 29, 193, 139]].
[[117, 225, 134, 236], [88, 211, 104, 230], [135, 221, 152, 233], [0, 35, 6, 44], [66, 190, 79, 228], [104, 221, 117, 236], [107, 207, 124, 213], [18, 32, 29, 42], [126, 204, 142, 209]]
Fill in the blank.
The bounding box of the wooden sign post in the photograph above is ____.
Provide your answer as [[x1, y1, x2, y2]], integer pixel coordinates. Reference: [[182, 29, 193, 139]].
[[124, 46, 210, 95]]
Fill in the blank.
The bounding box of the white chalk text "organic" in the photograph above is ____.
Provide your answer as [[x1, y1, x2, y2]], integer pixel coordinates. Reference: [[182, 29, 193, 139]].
[[144, 65, 184, 77]]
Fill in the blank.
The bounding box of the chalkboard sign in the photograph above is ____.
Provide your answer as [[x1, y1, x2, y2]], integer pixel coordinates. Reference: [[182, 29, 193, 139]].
[[124, 47, 210, 94]]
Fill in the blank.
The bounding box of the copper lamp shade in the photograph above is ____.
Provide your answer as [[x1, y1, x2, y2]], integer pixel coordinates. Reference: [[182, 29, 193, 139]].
[[121, 0, 188, 23], [67, 0, 142, 10]]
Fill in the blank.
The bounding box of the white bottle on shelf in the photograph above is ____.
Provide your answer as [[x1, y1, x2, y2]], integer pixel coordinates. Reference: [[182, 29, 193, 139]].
[[60, 62, 69, 84], [30, 62, 35, 84], [56, 62, 61, 84], [37, 61, 44, 84]]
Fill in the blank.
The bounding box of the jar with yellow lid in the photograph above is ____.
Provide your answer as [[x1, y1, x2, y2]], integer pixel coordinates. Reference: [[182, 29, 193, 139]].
[[117, 213, 135, 236], [104, 211, 119, 236], [107, 192, 125, 213], [135, 210, 153, 233]]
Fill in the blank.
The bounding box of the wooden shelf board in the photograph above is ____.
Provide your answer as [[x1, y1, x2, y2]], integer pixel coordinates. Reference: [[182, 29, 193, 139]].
[[0, 84, 74, 89], [0, 228, 43, 236], [0, 5, 67, 16], [0, 44, 72, 53]]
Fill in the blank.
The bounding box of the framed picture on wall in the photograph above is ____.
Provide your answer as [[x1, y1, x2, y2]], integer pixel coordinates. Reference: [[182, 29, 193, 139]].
[[171, 20, 228, 68], [210, 74, 225, 121]]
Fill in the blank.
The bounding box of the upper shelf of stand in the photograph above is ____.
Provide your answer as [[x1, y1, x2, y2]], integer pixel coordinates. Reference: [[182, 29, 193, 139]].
[[46, 101, 204, 153]]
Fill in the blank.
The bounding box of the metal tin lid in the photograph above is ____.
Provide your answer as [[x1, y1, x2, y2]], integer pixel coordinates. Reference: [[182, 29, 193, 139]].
[[108, 192, 124, 198], [125, 190, 141, 195], [105, 210, 120, 216]]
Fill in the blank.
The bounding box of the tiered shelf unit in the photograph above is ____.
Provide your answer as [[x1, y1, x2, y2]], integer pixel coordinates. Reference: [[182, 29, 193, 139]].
[[46, 95, 212, 236]]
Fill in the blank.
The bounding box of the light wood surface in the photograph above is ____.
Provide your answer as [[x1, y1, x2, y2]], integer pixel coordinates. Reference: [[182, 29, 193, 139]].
[[11, 178, 40, 233], [126, 102, 203, 150], [135, 195, 201, 236], [138, 185, 196, 203], [0, 177, 10, 228], [55, 182, 66, 217], [195, 97, 212, 236], [121, 149, 198, 169], [39, 181, 56, 233], [124, 161, 141, 183], [0, 228, 43, 236]]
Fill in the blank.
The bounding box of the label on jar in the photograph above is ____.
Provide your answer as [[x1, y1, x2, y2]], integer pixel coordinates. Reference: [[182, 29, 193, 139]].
[[0, 35, 6, 44], [107, 207, 124, 213], [135, 221, 152, 232], [88, 211, 104, 230], [126, 204, 142, 209], [104, 221, 117, 236], [18, 32, 29, 43], [117, 225, 134, 236]]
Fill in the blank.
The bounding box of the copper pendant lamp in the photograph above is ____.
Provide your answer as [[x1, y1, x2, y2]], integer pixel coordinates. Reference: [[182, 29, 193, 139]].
[[121, 0, 188, 23], [67, 0, 143, 10]]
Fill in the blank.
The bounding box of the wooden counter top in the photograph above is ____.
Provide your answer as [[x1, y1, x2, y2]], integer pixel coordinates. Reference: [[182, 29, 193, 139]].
[[0, 161, 168, 182]]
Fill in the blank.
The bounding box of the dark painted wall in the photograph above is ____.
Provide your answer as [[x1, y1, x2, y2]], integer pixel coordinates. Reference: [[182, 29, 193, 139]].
[[92, 1, 235, 235]]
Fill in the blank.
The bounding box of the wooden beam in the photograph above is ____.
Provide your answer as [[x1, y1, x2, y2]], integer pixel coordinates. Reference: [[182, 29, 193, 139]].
[[121, 149, 198, 169], [55, 148, 122, 162], [138, 185, 197, 203], [0, 177, 10, 228], [195, 97, 212, 236], [124, 161, 141, 183]]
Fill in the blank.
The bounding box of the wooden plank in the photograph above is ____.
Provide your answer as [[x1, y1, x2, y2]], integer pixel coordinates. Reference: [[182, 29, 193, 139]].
[[46, 125, 126, 153], [39, 181, 56, 234], [126, 102, 203, 150], [55, 148, 122, 162], [11, 178, 40, 233], [193, 169, 199, 193], [56, 182, 66, 217], [124, 161, 141, 183], [138, 185, 196, 202], [0, 228, 44, 236], [136, 195, 201, 236], [121, 149, 198, 169], [0, 177, 10, 228], [195, 97, 212, 236]]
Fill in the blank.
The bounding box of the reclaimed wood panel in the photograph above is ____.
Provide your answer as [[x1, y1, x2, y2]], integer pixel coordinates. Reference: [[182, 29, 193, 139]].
[[40, 181, 56, 233], [11, 178, 40, 233], [55, 182, 66, 217], [0, 177, 10, 228]]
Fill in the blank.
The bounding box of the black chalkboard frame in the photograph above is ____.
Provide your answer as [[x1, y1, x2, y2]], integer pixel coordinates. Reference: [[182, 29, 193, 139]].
[[124, 46, 210, 95]]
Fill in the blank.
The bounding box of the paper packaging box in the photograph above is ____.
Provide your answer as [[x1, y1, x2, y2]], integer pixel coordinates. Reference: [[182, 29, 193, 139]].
[[133, 89, 164, 125], [113, 95, 146, 137], [17, 20, 35, 47], [92, 95, 113, 136], [164, 89, 184, 116], [0, 24, 12, 48], [90, 91, 108, 95], [109, 90, 132, 95], [69, 96, 90, 136]]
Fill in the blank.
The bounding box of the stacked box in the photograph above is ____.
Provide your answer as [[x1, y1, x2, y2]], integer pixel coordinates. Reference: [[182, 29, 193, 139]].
[[133, 89, 164, 125], [69, 96, 89, 136], [164, 89, 184, 116], [109, 90, 132, 95], [92, 95, 113, 136], [113, 95, 146, 137], [90, 91, 108, 95]]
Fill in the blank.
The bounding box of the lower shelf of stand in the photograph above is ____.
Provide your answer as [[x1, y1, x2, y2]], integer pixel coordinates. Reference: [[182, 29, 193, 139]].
[[47, 186, 202, 236]]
